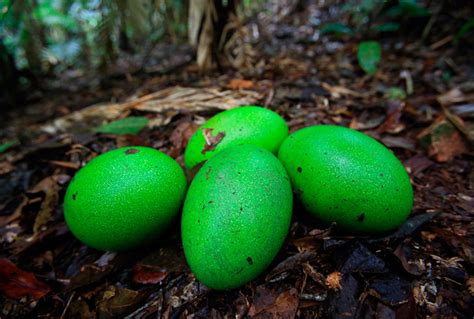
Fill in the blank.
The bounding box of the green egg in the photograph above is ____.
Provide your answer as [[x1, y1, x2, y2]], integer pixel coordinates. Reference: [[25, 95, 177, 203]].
[[182, 145, 293, 290], [184, 106, 288, 169], [278, 125, 413, 233], [64, 146, 187, 251]]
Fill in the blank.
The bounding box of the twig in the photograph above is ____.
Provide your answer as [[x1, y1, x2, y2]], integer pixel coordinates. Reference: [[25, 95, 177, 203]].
[[60, 291, 75, 319], [421, 0, 444, 43], [430, 35, 454, 50]]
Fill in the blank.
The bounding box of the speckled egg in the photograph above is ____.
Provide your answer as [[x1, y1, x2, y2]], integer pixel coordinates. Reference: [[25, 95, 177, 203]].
[[182, 145, 293, 289], [64, 146, 187, 251], [184, 106, 288, 169], [278, 125, 413, 233]]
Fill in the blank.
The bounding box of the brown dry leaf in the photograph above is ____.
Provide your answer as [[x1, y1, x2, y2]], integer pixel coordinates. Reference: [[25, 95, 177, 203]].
[[133, 87, 261, 113], [302, 263, 326, 286], [48, 160, 80, 170], [40, 101, 124, 135], [132, 265, 168, 285], [201, 128, 226, 154], [321, 82, 365, 98], [40, 86, 262, 134], [326, 272, 342, 290], [417, 116, 469, 162], [467, 277, 474, 296], [291, 236, 321, 252], [0, 196, 28, 227], [377, 100, 406, 134], [404, 155, 434, 177], [0, 258, 50, 299], [248, 285, 299, 319], [0, 161, 15, 175], [227, 79, 255, 90], [97, 285, 148, 318], [29, 176, 60, 235], [188, 0, 217, 71], [437, 88, 474, 106], [393, 243, 426, 276], [170, 121, 199, 150], [380, 135, 416, 151], [266, 252, 318, 281]]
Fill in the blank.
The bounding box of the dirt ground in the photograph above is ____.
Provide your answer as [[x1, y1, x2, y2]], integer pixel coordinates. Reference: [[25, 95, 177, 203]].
[[0, 2, 473, 318]]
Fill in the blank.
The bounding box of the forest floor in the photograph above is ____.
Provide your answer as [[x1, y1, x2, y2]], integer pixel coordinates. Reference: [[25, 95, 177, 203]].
[[0, 3, 473, 318]]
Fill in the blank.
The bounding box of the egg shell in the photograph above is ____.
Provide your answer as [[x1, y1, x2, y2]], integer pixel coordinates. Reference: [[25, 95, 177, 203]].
[[182, 145, 293, 290], [64, 146, 187, 251], [278, 125, 413, 233], [184, 106, 288, 169]]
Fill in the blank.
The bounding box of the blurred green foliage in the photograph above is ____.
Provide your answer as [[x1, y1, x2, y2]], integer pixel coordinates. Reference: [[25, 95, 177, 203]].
[[321, 0, 431, 37], [95, 116, 149, 135], [0, 0, 188, 75], [357, 40, 381, 75], [320, 0, 434, 75]]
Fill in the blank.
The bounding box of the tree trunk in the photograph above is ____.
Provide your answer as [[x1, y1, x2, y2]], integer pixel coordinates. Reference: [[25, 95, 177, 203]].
[[0, 40, 20, 110], [188, 0, 238, 71]]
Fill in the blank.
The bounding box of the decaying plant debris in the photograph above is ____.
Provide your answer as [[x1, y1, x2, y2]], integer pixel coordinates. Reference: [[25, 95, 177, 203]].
[[0, 1, 473, 318]]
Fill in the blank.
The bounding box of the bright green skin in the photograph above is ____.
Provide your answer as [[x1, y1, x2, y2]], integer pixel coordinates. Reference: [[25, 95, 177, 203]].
[[64, 146, 187, 251], [278, 125, 413, 233], [184, 106, 288, 169], [182, 145, 293, 290]]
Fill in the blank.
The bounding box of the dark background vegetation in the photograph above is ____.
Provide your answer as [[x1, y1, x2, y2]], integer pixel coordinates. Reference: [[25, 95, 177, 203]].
[[0, 0, 473, 318]]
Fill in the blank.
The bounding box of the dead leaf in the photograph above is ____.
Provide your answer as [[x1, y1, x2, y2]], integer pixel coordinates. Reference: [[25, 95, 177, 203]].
[[0, 196, 28, 227], [201, 128, 226, 154], [39, 86, 262, 134], [132, 265, 168, 284], [302, 263, 326, 286], [48, 160, 80, 170], [248, 285, 299, 318], [349, 115, 385, 130], [132, 87, 261, 113], [0, 258, 50, 299], [467, 277, 474, 296], [97, 285, 148, 318], [0, 161, 15, 175], [377, 100, 405, 134], [328, 274, 359, 318], [67, 252, 131, 291], [394, 243, 426, 276], [371, 212, 440, 244], [404, 155, 434, 176], [321, 82, 365, 98], [368, 274, 411, 306], [227, 79, 255, 90], [266, 252, 318, 281], [28, 176, 60, 235], [437, 88, 474, 106], [418, 116, 469, 162], [326, 271, 342, 290], [170, 120, 199, 150], [380, 135, 416, 151]]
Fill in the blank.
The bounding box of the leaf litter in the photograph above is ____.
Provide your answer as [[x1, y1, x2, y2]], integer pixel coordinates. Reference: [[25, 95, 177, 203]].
[[0, 2, 473, 318]]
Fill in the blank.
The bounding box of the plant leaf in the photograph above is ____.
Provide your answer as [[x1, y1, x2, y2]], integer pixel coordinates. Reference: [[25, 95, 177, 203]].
[[386, 87, 406, 100], [357, 41, 381, 75], [95, 117, 149, 135], [383, 5, 403, 18], [320, 23, 353, 35], [399, 0, 431, 17], [0, 140, 18, 153], [371, 22, 400, 32], [455, 18, 474, 42]]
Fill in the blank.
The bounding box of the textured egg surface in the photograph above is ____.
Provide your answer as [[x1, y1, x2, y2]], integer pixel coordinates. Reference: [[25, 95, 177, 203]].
[[64, 146, 187, 251], [184, 106, 288, 169], [278, 125, 413, 233], [182, 144, 293, 289]]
